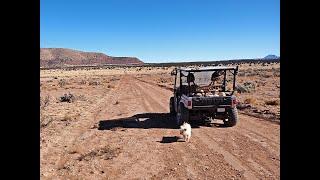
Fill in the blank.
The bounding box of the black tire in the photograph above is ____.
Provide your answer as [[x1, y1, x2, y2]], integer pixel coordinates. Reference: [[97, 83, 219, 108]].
[[176, 103, 189, 126], [170, 97, 175, 114], [224, 107, 238, 127], [181, 104, 189, 123]]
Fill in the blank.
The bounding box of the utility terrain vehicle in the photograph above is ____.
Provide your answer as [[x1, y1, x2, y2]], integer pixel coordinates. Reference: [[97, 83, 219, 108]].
[[169, 66, 239, 127]]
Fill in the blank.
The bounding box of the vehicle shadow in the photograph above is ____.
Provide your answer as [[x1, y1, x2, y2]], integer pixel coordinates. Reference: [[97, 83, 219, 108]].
[[98, 113, 177, 130], [98, 112, 209, 130], [98, 112, 226, 130]]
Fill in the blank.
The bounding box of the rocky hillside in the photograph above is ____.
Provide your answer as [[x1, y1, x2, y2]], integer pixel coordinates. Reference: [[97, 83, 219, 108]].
[[40, 48, 143, 68]]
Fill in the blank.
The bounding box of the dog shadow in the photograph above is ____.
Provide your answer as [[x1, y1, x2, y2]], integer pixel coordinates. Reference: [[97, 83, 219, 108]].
[[157, 136, 184, 143]]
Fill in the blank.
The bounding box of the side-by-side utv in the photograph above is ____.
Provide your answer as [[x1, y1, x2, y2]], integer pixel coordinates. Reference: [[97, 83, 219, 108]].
[[169, 66, 239, 127]]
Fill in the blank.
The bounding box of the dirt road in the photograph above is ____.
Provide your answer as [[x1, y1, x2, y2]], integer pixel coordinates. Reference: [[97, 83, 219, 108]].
[[40, 75, 280, 179]]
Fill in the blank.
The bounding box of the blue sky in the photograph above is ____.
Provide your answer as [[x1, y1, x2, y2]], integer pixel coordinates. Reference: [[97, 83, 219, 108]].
[[40, 0, 279, 63]]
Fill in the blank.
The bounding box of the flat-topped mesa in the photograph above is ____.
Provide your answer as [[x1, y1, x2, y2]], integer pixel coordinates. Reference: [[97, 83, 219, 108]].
[[40, 48, 144, 68]]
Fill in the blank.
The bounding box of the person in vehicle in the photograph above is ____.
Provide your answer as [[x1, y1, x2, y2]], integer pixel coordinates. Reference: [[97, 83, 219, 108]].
[[187, 73, 197, 93], [210, 71, 221, 85], [206, 71, 224, 91]]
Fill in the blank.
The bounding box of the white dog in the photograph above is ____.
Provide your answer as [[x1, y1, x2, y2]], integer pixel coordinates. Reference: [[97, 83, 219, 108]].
[[180, 122, 192, 142]]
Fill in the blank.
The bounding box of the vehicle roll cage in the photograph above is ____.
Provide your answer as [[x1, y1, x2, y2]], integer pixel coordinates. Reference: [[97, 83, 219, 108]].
[[171, 66, 239, 95]]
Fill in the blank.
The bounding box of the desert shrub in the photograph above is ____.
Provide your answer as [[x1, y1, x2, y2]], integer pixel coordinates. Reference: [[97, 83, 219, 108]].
[[107, 85, 115, 88], [61, 114, 79, 122], [244, 97, 257, 104], [256, 80, 267, 87], [40, 95, 50, 109], [273, 72, 280, 77], [79, 80, 86, 85], [110, 78, 120, 81], [244, 81, 255, 89], [265, 99, 280, 106], [238, 72, 246, 77], [77, 94, 87, 101], [246, 70, 259, 77], [58, 79, 67, 87], [235, 82, 256, 93], [158, 78, 168, 83], [261, 73, 272, 78], [236, 102, 252, 110], [235, 85, 250, 93], [77, 146, 121, 161], [59, 93, 75, 103], [61, 114, 73, 121], [40, 113, 54, 128], [89, 81, 100, 86]]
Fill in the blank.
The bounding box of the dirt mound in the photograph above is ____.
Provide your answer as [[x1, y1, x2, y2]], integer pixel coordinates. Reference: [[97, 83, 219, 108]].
[[40, 48, 144, 68]]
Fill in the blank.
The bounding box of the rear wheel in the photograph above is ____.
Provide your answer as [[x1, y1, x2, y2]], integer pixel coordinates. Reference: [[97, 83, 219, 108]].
[[169, 97, 175, 114], [176, 103, 182, 126], [176, 103, 189, 126], [224, 107, 238, 127]]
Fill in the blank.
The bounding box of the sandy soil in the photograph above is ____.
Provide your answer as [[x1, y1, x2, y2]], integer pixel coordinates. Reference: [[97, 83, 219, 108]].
[[40, 63, 280, 179]]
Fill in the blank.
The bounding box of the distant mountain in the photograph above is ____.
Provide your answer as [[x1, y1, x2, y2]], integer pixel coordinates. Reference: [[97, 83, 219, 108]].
[[40, 48, 144, 68], [263, 55, 279, 59]]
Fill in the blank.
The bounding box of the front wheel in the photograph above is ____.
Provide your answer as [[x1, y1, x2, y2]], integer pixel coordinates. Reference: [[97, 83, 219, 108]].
[[224, 107, 238, 127]]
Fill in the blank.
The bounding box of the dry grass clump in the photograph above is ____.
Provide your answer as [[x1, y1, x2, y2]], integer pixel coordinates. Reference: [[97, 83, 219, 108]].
[[158, 78, 168, 83], [89, 81, 100, 86], [260, 73, 272, 78], [235, 81, 256, 93], [244, 97, 257, 105], [40, 95, 50, 110], [238, 72, 246, 77], [61, 114, 79, 121], [110, 77, 120, 81], [265, 99, 280, 106], [58, 79, 67, 87], [107, 84, 115, 88], [273, 72, 280, 77], [40, 113, 54, 128], [77, 146, 121, 161], [76, 94, 87, 101], [79, 79, 87, 85]]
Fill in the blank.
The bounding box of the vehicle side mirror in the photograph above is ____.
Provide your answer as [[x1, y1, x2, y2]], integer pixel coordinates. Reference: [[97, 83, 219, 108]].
[[170, 70, 177, 76]]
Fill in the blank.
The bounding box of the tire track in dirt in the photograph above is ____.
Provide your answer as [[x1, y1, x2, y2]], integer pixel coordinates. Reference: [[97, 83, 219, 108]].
[[104, 76, 172, 179], [192, 127, 258, 179], [90, 76, 219, 179], [61, 75, 173, 179], [133, 79, 169, 112], [133, 76, 279, 179], [104, 76, 243, 179], [195, 118, 279, 179], [237, 115, 280, 144]]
